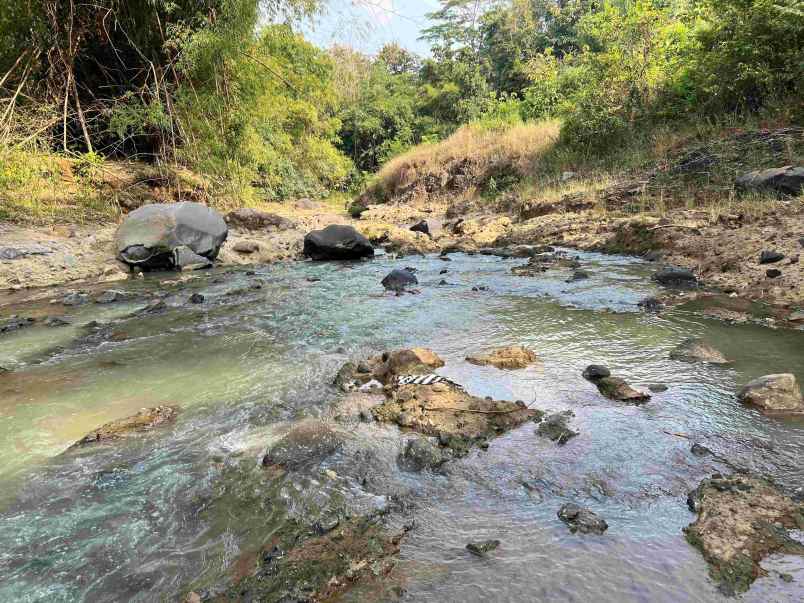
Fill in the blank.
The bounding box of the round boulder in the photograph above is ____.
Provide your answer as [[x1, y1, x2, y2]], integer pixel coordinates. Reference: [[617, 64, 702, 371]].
[[115, 202, 228, 270], [303, 225, 374, 261], [382, 268, 418, 292]]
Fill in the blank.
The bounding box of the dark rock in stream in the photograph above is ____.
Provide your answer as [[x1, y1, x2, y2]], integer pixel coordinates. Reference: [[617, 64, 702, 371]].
[[684, 473, 804, 595], [188, 293, 205, 304], [582, 365, 611, 381], [648, 383, 668, 393], [381, 268, 418, 293], [566, 269, 590, 283], [690, 443, 713, 457], [652, 266, 698, 288], [638, 296, 664, 313], [116, 202, 228, 270], [584, 366, 650, 404], [399, 437, 452, 472], [303, 225, 374, 261], [466, 540, 500, 557], [536, 411, 578, 445], [557, 503, 608, 535], [0, 316, 35, 334], [594, 376, 651, 404]]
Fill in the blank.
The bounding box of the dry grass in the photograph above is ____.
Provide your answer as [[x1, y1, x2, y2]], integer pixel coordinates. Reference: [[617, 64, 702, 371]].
[[366, 120, 561, 202], [0, 151, 249, 224]]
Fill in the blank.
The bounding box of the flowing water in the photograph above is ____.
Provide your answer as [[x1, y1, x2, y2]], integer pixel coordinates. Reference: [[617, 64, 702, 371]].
[[0, 250, 802, 602]]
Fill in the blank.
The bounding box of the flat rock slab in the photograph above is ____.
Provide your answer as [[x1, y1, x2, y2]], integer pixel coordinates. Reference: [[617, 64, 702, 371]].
[[70, 406, 179, 448], [372, 380, 540, 454], [685, 474, 804, 595], [466, 345, 540, 370]]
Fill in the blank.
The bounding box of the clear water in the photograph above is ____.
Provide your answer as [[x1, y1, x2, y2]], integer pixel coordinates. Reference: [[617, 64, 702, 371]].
[[0, 250, 802, 602]]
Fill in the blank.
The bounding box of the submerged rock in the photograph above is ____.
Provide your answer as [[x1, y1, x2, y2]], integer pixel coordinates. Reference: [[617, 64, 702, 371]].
[[115, 202, 228, 270], [381, 268, 418, 293], [399, 437, 452, 472], [303, 224, 374, 261], [70, 406, 179, 448], [466, 540, 500, 556], [466, 346, 539, 370], [638, 296, 664, 313], [0, 316, 35, 334], [262, 421, 345, 470], [737, 374, 803, 413], [669, 338, 729, 364], [652, 266, 697, 288], [95, 290, 127, 304], [225, 514, 406, 602], [684, 474, 804, 595], [557, 503, 608, 535], [566, 269, 590, 283], [536, 411, 578, 445]]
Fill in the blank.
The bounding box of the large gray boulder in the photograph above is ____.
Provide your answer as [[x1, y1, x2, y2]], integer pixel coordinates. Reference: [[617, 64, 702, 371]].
[[737, 374, 803, 412], [736, 166, 804, 197], [115, 202, 227, 270], [303, 224, 374, 261]]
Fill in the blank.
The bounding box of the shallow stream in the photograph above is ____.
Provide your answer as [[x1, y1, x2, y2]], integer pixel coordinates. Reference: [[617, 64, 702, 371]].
[[1, 250, 802, 602]]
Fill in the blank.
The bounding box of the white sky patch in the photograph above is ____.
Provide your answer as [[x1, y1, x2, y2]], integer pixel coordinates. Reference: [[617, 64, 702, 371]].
[[356, 0, 395, 26]]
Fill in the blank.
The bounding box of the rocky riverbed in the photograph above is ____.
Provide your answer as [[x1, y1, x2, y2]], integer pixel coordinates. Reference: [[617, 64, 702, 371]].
[[0, 238, 802, 601]]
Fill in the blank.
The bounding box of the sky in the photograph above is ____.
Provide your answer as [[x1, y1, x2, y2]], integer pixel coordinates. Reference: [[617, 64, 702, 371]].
[[305, 0, 441, 56]]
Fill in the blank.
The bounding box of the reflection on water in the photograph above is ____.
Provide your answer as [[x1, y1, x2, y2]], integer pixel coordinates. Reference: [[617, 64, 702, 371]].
[[0, 250, 802, 602]]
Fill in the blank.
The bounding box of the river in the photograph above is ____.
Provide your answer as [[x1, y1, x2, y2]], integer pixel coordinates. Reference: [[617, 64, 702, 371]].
[[1, 250, 802, 601]]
